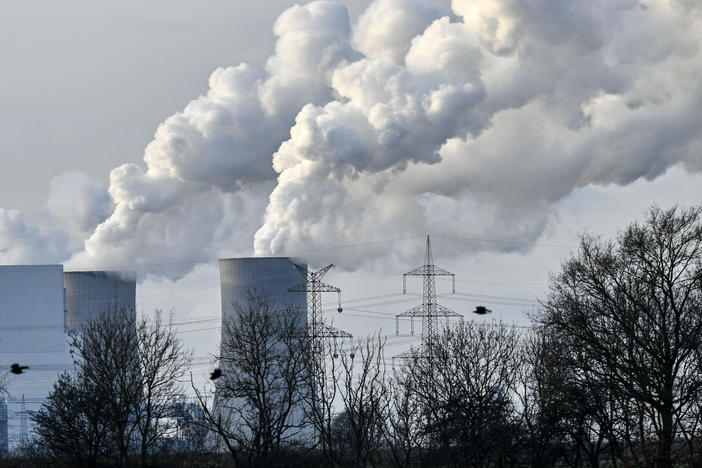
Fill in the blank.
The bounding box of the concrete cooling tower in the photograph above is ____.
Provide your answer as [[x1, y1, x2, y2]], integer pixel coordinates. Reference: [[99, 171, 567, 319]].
[[63, 271, 136, 331], [218, 257, 307, 326], [217, 257, 309, 440]]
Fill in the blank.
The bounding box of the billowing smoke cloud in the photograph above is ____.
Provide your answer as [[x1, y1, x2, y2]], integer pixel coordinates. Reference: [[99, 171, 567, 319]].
[[0, 171, 110, 264], [46, 172, 113, 248], [69, 1, 358, 279], [253, 0, 702, 267], [1, 0, 701, 276], [0, 208, 70, 264]]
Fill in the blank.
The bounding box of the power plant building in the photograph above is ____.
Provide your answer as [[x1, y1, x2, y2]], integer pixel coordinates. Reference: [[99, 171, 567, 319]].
[[63, 271, 136, 331], [0, 267, 137, 448], [218, 257, 307, 325], [0, 265, 70, 448], [217, 258, 308, 438], [0, 397, 7, 457]]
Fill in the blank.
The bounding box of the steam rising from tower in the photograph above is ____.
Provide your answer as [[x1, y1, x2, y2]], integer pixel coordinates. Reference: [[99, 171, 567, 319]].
[[1, 0, 701, 276]]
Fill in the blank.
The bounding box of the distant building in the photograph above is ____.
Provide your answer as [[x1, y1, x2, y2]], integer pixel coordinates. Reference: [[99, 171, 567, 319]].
[[0, 265, 70, 448], [0, 397, 7, 457], [63, 271, 136, 331]]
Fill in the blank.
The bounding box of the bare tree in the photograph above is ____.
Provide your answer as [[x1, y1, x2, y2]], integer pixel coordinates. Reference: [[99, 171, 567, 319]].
[[515, 330, 572, 468], [383, 372, 427, 468], [0, 371, 6, 397], [134, 311, 191, 467], [537, 206, 702, 468], [33, 309, 189, 468], [333, 334, 390, 468], [31, 372, 108, 468], [518, 328, 626, 468], [301, 336, 343, 465], [70, 310, 143, 468], [398, 321, 521, 467], [194, 291, 310, 466]]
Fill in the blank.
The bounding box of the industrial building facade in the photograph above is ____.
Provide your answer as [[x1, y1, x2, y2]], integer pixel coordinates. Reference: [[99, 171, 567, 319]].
[[0, 265, 69, 451], [0, 397, 7, 457], [0, 266, 136, 452]]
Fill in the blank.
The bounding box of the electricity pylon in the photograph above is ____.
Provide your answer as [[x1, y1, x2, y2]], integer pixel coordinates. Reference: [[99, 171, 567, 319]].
[[289, 263, 351, 351], [395, 235, 462, 358]]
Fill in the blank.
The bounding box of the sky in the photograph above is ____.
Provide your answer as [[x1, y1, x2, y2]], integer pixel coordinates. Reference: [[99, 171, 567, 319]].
[[1, 0, 702, 384]]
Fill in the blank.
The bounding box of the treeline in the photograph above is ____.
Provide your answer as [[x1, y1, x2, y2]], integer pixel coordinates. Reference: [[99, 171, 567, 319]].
[[7, 206, 702, 468]]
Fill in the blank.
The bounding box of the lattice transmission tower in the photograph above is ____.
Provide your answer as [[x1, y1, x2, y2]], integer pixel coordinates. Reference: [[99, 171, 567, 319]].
[[395, 235, 462, 358], [289, 264, 351, 352]]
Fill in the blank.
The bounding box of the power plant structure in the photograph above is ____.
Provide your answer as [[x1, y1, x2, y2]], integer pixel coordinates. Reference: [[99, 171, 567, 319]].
[[217, 257, 352, 443], [0, 244, 466, 448], [218, 256, 351, 351], [217, 257, 309, 434], [0, 266, 137, 448], [63, 270, 137, 331], [218, 257, 307, 325], [0, 397, 7, 457], [0, 265, 71, 448]]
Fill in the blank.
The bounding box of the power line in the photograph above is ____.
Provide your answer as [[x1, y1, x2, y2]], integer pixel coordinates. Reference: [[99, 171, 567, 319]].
[[59, 231, 573, 274], [433, 234, 573, 249], [288, 264, 351, 347]]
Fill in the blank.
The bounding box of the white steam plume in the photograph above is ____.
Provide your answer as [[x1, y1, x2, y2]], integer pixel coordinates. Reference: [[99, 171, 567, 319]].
[[0, 171, 111, 264], [69, 1, 357, 279], [46, 172, 114, 249], [253, 0, 702, 267], [1, 0, 701, 276], [0, 209, 70, 264]]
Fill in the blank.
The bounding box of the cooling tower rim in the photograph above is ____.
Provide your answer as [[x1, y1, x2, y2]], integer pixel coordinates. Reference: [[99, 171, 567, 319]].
[[63, 269, 137, 282], [218, 256, 306, 262], [64, 270, 124, 275]]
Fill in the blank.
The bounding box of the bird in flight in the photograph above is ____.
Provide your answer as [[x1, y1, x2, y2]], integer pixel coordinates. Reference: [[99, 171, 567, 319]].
[[10, 364, 29, 374], [210, 368, 222, 380]]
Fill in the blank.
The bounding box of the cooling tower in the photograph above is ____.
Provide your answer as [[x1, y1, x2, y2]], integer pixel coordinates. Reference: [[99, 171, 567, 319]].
[[218, 257, 307, 325], [217, 257, 309, 440], [63, 271, 136, 331]]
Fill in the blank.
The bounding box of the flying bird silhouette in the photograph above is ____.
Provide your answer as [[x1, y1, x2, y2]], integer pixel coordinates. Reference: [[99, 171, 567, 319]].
[[209, 368, 222, 381], [472, 306, 492, 315], [10, 363, 29, 374]]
